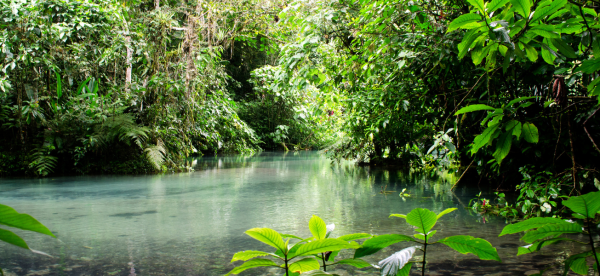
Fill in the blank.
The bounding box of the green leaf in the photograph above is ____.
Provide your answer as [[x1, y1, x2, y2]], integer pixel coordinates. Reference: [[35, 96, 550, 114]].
[[289, 258, 320, 273], [528, 25, 560, 39], [0, 228, 29, 249], [551, 38, 577, 58], [300, 270, 340, 276], [521, 122, 539, 143], [414, 230, 437, 240], [493, 131, 512, 164], [225, 258, 278, 276], [562, 191, 600, 218], [389, 214, 406, 219], [575, 58, 600, 74], [337, 233, 372, 241], [510, 0, 532, 18], [467, 0, 486, 13], [530, 0, 567, 23], [437, 235, 501, 261], [245, 228, 286, 252], [354, 234, 415, 258], [521, 223, 583, 243], [472, 123, 501, 153], [293, 239, 357, 257], [231, 250, 273, 262], [455, 104, 495, 115], [436, 208, 457, 219], [564, 251, 594, 275], [55, 72, 62, 99], [282, 234, 304, 240], [308, 215, 327, 240], [406, 208, 437, 234], [507, 96, 537, 107], [458, 29, 486, 59], [523, 43, 538, 62], [517, 237, 574, 255], [333, 259, 372, 268], [487, 0, 510, 13], [447, 14, 483, 32], [499, 217, 570, 236], [0, 204, 54, 237], [397, 262, 413, 276]]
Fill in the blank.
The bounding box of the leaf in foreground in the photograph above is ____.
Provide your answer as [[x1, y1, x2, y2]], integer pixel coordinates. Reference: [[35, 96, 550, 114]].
[[0, 204, 55, 237], [225, 258, 278, 276], [437, 235, 501, 261], [354, 234, 415, 258]]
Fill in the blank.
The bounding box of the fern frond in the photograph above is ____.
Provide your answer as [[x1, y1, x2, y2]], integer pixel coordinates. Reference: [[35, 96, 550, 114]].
[[145, 139, 166, 171]]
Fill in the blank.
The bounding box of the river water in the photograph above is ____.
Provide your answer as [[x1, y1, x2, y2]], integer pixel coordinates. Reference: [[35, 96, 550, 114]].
[[0, 152, 573, 275]]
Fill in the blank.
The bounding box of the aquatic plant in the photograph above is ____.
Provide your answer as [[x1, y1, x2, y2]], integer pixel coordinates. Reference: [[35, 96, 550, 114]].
[[226, 215, 371, 276], [0, 204, 55, 274], [500, 191, 600, 275], [356, 207, 501, 276]]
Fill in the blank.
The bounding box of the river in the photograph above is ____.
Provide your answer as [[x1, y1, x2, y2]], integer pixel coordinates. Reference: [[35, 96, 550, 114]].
[[0, 151, 570, 275]]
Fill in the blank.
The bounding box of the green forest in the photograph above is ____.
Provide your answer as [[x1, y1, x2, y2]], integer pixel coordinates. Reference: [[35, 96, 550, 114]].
[[1, 0, 600, 274]]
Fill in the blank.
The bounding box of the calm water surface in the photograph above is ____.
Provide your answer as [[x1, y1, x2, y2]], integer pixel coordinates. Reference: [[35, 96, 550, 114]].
[[0, 152, 572, 275]]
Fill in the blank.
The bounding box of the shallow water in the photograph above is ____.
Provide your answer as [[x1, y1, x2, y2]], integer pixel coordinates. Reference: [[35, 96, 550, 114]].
[[0, 152, 574, 275]]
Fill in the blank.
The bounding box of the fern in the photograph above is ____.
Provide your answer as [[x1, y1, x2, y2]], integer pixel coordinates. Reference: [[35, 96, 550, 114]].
[[28, 146, 58, 176], [87, 114, 149, 150], [145, 139, 166, 171]]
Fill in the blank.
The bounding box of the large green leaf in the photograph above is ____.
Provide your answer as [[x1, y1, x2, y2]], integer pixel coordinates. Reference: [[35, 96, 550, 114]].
[[530, 0, 567, 22], [0, 204, 54, 237], [308, 215, 327, 240], [354, 234, 415, 258], [529, 25, 560, 39], [472, 123, 501, 153], [564, 251, 594, 275], [447, 14, 482, 33], [437, 235, 501, 261], [0, 228, 29, 249], [493, 131, 512, 164], [406, 208, 437, 234], [487, 0, 510, 13], [245, 228, 286, 252], [436, 208, 457, 219], [575, 58, 600, 74], [516, 237, 575, 255], [522, 43, 538, 62], [292, 239, 357, 257], [337, 233, 372, 241], [397, 262, 413, 276], [458, 29, 486, 59], [551, 38, 577, 58], [510, 0, 532, 18], [521, 223, 583, 243], [289, 258, 320, 273], [455, 104, 495, 115], [333, 259, 372, 268], [521, 122, 539, 143], [562, 191, 600, 218], [231, 250, 273, 262], [500, 217, 571, 236], [225, 258, 278, 276], [467, 0, 486, 13]]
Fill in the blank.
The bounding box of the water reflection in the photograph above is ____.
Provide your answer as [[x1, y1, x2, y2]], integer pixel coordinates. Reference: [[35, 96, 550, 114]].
[[0, 151, 568, 275]]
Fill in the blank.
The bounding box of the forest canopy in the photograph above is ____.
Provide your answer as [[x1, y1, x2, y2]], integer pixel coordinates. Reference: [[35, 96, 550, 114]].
[[1, 0, 599, 207]]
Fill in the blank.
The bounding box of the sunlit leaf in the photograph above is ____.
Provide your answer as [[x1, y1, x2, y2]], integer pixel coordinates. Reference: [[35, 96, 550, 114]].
[[293, 239, 357, 257], [289, 258, 320, 273], [354, 234, 415, 258], [309, 215, 327, 240], [231, 250, 273, 262], [225, 258, 278, 276], [333, 259, 372, 268], [0, 204, 54, 237], [437, 235, 501, 261], [562, 191, 600, 218], [245, 228, 286, 251]]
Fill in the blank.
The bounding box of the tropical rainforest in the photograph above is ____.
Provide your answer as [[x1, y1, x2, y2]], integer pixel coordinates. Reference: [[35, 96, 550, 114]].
[[1, 0, 599, 212]]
